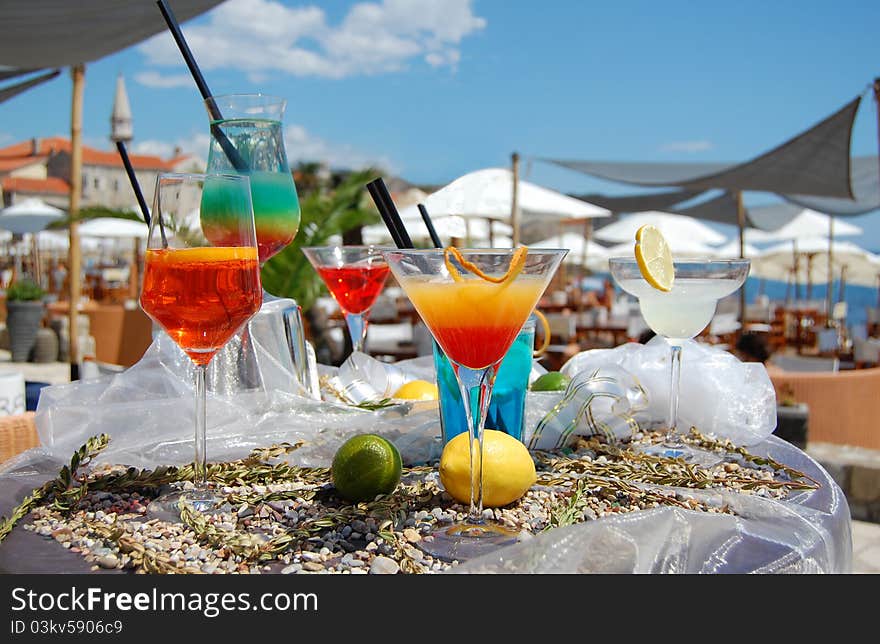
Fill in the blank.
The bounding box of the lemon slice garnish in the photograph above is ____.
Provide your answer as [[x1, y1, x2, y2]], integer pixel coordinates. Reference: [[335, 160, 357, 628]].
[[634, 225, 674, 292]]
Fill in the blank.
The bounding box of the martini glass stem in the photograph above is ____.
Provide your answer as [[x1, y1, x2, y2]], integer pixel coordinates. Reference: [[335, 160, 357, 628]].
[[344, 312, 368, 353], [452, 362, 497, 523], [665, 342, 684, 449]]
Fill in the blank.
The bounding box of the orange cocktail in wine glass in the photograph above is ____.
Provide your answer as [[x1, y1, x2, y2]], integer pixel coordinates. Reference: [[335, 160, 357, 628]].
[[140, 173, 262, 514], [382, 247, 566, 561]]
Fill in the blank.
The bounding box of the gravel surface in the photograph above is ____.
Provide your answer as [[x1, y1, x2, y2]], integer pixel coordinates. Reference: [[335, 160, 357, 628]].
[[19, 431, 817, 574]]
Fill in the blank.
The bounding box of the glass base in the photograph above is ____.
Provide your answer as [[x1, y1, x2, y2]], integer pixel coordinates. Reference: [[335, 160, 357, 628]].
[[146, 488, 229, 522], [418, 521, 520, 562], [635, 441, 723, 467]]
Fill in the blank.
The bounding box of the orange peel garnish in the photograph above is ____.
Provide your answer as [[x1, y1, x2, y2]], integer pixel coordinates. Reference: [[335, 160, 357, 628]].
[[532, 309, 551, 357], [443, 246, 528, 285]]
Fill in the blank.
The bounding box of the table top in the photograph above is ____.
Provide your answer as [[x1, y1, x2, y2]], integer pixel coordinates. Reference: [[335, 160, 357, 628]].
[[0, 338, 853, 574]]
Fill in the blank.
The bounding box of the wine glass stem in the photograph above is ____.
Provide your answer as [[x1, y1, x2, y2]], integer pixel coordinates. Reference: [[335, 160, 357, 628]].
[[344, 312, 367, 353], [194, 363, 209, 492], [452, 362, 498, 524], [666, 342, 683, 446]]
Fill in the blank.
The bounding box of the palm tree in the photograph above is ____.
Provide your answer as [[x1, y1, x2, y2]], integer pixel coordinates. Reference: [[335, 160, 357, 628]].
[[260, 169, 383, 363]]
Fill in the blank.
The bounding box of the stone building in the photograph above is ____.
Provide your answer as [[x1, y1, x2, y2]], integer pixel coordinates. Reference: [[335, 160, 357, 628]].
[[0, 136, 201, 211], [1, 73, 201, 212]]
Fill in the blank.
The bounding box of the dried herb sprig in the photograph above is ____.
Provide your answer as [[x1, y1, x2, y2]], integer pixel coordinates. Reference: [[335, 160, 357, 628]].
[[352, 398, 396, 411], [687, 429, 821, 487], [0, 434, 110, 542]]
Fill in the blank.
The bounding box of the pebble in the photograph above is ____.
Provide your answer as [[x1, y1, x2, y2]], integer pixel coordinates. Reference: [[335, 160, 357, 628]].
[[370, 556, 400, 575], [97, 554, 119, 569], [403, 528, 421, 543], [19, 431, 796, 576]]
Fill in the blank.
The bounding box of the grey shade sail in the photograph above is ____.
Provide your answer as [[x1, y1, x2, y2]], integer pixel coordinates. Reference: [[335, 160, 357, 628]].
[[544, 96, 862, 200], [0, 0, 226, 68], [781, 156, 880, 215], [672, 191, 751, 227], [574, 189, 704, 214], [0, 69, 61, 105], [671, 192, 870, 233], [0, 67, 41, 81], [670, 191, 799, 232]]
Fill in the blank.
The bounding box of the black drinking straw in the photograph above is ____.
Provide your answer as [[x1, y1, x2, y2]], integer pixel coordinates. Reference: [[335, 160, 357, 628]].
[[115, 140, 168, 247], [115, 141, 151, 226], [156, 0, 247, 172], [417, 203, 443, 249], [366, 178, 413, 249]]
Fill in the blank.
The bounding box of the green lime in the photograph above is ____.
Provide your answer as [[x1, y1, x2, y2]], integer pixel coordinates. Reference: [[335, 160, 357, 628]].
[[531, 371, 571, 392], [331, 434, 403, 502]]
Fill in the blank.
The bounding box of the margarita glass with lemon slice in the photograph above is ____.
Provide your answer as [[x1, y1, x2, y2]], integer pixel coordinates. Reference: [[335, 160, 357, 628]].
[[609, 226, 749, 458], [383, 247, 566, 561]]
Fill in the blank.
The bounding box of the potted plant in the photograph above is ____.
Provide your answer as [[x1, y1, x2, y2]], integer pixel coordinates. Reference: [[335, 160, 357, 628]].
[[5, 279, 46, 362]]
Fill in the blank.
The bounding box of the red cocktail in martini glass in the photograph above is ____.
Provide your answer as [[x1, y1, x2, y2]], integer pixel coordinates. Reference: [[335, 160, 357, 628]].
[[302, 246, 391, 355]]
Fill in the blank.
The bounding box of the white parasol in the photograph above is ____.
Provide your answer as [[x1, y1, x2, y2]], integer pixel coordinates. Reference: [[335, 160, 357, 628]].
[[0, 198, 65, 234], [531, 232, 610, 270], [594, 211, 727, 245]]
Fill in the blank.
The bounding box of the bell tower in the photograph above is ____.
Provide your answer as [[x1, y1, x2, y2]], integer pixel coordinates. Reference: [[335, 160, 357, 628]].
[[110, 74, 133, 143]]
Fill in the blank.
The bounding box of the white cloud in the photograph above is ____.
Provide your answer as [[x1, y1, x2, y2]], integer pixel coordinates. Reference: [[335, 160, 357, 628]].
[[131, 126, 394, 172], [137, 0, 486, 80], [660, 140, 714, 153], [134, 71, 195, 89], [284, 125, 396, 172], [132, 133, 211, 160]]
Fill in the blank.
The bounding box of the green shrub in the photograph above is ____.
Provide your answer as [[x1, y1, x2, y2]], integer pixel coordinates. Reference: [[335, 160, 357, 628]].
[[6, 279, 45, 302]]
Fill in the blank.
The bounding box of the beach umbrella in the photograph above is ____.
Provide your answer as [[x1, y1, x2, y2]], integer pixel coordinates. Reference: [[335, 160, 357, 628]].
[[531, 232, 610, 270], [745, 208, 862, 242], [78, 217, 149, 239], [78, 217, 149, 299], [605, 236, 720, 258], [714, 240, 761, 258], [747, 211, 863, 306], [398, 167, 610, 245], [362, 215, 469, 245], [594, 211, 727, 245], [0, 198, 66, 285], [363, 212, 513, 247], [753, 237, 880, 292], [0, 198, 65, 234]]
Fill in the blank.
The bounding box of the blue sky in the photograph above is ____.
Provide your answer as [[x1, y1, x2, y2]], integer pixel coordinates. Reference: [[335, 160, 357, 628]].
[[2, 0, 879, 246]]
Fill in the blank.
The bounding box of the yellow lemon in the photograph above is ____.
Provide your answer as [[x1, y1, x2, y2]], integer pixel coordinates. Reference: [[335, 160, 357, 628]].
[[331, 434, 402, 502], [439, 430, 536, 507], [393, 379, 439, 401], [634, 224, 674, 292]]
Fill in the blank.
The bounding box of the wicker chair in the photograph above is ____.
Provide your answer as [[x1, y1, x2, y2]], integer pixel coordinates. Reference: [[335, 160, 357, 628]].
[[0, 412, 39, 465]]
